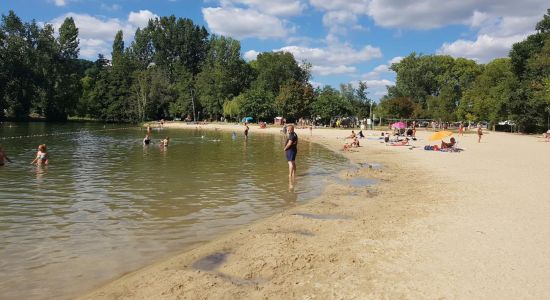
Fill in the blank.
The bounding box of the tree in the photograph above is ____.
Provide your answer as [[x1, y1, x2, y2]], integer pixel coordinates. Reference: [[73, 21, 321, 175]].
[[376, 97, 416, 119], [311, 86, 351, 124], [195, 35, 252, 120], [274, 80, 314, 121], [111, 30, 124, 68], [250, 51, 308, 97]]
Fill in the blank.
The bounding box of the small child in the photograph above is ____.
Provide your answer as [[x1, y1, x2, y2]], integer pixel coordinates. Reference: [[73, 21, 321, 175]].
[[31, 144, 48, 165], [0, 145, 12, 166], [160, 137, 170, 147]]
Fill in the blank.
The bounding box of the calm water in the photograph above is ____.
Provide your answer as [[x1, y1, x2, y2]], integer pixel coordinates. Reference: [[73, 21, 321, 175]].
[[0, 122, 347, 300]]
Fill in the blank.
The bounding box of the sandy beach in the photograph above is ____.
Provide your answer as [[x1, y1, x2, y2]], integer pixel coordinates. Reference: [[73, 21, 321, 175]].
[[81, 123, 550, 299]]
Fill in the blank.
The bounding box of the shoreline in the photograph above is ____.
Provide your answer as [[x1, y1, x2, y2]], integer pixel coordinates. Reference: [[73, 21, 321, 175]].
[[81, 123, 550, 299]]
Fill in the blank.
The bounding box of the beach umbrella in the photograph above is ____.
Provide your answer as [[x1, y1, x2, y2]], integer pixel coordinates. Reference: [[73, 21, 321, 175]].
[[391, 121, 406, 129], [429, 130, 453, 141]]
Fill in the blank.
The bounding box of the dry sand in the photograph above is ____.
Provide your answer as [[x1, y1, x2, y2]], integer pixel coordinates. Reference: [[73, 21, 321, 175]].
[[80, 123, 550, 299]]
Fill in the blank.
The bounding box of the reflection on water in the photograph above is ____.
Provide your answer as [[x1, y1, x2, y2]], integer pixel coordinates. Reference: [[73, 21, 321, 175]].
[[0, 122, 347, 300]]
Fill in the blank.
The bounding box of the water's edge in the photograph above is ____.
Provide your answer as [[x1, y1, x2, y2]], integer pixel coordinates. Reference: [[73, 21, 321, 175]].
[[78, 124, 361, 298]]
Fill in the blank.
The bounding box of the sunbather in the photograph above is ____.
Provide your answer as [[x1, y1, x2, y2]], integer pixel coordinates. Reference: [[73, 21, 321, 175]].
[[441, 137, 456, 149], [390, 138, 409, 146]]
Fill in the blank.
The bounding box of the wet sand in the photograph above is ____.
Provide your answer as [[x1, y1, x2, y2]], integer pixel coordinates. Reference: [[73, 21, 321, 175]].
[[81, 123, 550, 299]]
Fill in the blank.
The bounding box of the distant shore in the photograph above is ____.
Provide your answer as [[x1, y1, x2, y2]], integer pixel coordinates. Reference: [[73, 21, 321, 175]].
[[82, 123, 550, 299]]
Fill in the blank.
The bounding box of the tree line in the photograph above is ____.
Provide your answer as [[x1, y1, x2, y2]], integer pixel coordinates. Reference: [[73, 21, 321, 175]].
[[0, 11, 373, 124], [2, 9, 549, 132], [377, 9, 550, 132]]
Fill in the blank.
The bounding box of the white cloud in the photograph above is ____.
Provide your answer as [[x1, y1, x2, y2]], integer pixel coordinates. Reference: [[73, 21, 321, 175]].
[[365, 79, 394, 88], [275, 43, 381, 76], [388, 56, 403, 64], [310, 0, 547, 63], [309, 0, 369, 14], [49, 10, 158, 59], [221, 0, 306, 16], [128, 10, 158, 28], [312, 65, 357, 76], [437, 34, 527, 63], [243, 50, 259, 61], [54, 0, 66, 6], [202, 7, 290, 39], [100, 3, 121, 11], [276, 44, 381, 66]]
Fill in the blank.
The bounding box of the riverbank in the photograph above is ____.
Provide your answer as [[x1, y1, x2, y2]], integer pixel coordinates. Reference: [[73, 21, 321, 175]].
[[82, 123, 550, 299]]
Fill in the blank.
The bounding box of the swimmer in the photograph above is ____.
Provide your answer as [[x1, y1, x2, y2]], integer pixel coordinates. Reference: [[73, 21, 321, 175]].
[[143, 134, 152, 145], [0, 145, 12, 166], [160, 137, 170, 147], [31, 144, 48, 165]]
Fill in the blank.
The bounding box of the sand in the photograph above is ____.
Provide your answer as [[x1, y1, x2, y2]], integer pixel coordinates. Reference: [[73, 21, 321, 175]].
[[80, 123, 550, 299]]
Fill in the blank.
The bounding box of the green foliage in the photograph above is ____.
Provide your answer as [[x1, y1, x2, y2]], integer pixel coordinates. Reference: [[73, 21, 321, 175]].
[[311, 86, 352, 123], [195, 35, 252, 120], [274, 81, 314, 121]]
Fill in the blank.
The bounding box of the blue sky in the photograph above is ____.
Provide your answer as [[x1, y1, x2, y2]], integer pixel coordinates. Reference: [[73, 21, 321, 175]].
[[1, 0, 548, 99]]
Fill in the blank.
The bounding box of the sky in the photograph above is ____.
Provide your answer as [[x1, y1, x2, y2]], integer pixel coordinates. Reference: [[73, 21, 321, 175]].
[[1, 0, 548, 99]]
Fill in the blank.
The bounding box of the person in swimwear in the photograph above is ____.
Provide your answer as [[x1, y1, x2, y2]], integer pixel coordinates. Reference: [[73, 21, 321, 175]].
[[244, 123, 249, 139], [31, 144, 48, 165], [160, 137, 170, 147], [143, 134, 152, 145], [0, 145, 12, 166]]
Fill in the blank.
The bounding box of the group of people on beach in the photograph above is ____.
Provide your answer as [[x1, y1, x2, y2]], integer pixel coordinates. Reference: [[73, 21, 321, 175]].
[[343, 130, 363, 151]]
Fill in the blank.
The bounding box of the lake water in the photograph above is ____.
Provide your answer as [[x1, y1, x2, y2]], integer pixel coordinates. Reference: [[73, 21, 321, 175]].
[[0, 122, 347, 300]]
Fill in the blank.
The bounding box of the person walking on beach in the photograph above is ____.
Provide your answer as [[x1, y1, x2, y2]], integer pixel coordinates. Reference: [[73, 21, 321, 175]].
[[31, 144, 48, 165], [477, 124, 483, 143], [0, 145, 12, 166], [284, 125, 298, 182], [458, 122, 464, 137]]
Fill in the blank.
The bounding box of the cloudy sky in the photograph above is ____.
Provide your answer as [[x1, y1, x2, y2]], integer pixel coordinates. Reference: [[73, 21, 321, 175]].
[[1, 0, 548, 99]]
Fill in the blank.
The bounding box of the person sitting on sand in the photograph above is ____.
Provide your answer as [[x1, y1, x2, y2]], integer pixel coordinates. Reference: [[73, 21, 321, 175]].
[[343, 143, 350, 152], [352, 136, 360, 147], [441, 137, 456, 149], [347, 131, 356, 139], [358, 130, 365, 138], [31, 144, 48, 165], [543, 130, 550, 141], [0, 145, 12, 166]]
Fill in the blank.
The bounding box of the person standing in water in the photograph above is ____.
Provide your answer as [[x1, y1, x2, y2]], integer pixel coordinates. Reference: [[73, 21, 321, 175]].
[[0, 145, 12, 166], [143, 134, 152, 145], [31, 144, 48, 165], [244, 123, 249, 139], [284, 125, 298, 182]]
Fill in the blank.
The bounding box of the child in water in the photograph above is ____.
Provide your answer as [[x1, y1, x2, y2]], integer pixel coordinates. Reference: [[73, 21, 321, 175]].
[[160, 137, 170, 147], [31, 144, 48, 165], [0, 145, 12, 166]]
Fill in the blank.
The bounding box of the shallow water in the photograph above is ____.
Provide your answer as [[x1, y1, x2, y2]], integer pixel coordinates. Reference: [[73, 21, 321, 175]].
[[0, 122, 347, 300]]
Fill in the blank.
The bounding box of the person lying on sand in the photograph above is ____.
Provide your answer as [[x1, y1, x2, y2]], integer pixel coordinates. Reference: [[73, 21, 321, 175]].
[[441, 137, 456, 149], [390, 138, 409, 146]]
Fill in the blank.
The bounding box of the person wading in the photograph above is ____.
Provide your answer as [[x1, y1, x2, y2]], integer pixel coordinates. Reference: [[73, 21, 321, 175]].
[[284, 125, 298, 185]]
